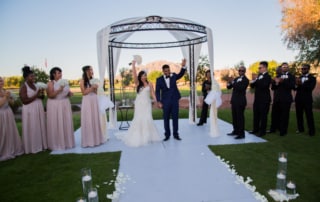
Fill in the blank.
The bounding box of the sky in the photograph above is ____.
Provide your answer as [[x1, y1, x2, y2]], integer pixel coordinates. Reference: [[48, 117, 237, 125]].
[[0, 0, 297, 79]]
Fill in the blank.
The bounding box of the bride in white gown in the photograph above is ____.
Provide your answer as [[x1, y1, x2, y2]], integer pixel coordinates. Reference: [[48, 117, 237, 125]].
[[118, 60, 161, 147]]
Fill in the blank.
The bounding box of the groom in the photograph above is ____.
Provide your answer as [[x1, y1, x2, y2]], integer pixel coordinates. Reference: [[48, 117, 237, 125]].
[[156, 59, 187, 141]]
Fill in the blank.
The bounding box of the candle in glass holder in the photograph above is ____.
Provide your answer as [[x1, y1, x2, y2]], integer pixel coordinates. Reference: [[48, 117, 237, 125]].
[[88, 188, 99, 202], [286, 181, 296, 195], [278, 152, 287, 173], [276, 171, 286, 193], [278, 152, 287, 163], [81, 168, 92, 195]]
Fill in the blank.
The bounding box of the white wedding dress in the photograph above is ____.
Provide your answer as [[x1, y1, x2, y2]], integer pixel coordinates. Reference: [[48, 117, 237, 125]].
[[117, 86, 161, 147]]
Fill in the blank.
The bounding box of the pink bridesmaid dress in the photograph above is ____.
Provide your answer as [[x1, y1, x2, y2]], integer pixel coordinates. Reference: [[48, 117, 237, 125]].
[[46, 81, 75, 150], [0, 97, 24, 161], [81, 91, 105, 147], [22, 82, 47, 153]]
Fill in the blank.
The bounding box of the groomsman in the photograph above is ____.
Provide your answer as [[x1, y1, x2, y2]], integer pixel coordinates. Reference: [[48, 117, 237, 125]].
[[226, 66, 249, 139], [249, 61, 271, 137], [271, 62, 295, 136], [295, 64, 316, 136], [197, 70, 211, 126], [268, 66, 282, 133]]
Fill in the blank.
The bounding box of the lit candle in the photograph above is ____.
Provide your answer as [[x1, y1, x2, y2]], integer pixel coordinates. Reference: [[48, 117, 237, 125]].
[[82, 175, 91, 182], [286, 181, 296, 195], [278, 153, 287, 163], [277, 173, 286, 179], [88, 190, 97, 198], [287, 181, 296, 189]]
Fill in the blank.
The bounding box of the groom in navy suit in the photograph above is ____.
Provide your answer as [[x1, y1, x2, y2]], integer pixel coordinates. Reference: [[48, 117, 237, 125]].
[[156, 59, 187, 141]]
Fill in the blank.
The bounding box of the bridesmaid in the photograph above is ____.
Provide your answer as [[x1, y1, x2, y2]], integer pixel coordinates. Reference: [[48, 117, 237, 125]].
[[0, 76, 24, 161], [46, 67, 75, 150], [19, 66, 47, 154], [80, 66, 105, 147]]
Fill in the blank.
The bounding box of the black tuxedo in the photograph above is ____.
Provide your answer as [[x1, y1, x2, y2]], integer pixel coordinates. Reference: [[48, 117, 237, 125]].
[[271, 72, 295, 135], [269, 75, 281, 132], [295, 74, 316, 135], [227, 76, 249, 136], [156, 68, 186, 137], [198, 80, 211, 124], [250, 72, 271, 136]]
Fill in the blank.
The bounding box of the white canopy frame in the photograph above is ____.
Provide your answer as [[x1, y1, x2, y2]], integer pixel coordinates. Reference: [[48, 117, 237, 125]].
[[97, 16, 215, 131]]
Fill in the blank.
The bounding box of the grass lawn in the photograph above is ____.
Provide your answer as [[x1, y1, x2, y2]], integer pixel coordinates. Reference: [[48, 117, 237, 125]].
[[2, 99, 319, 201], [212, 109, 320, 202], [0, 151, 121, 202]]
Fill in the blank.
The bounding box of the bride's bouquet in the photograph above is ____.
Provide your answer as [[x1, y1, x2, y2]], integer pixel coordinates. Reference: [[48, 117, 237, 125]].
[[35, 82, 48, 90], [57, 79, 69, 87], [133, 55, 142, 65], [90, 78, 100, 86]]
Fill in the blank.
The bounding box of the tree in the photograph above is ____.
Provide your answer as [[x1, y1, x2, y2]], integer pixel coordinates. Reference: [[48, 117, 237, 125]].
[[196, 55, 210, 83], [147, 70, 162, 83], [279, 0, 320, 65], [248, 60, 280, 78], [119, 67, 133, 87], [32, 67, 49, 83]]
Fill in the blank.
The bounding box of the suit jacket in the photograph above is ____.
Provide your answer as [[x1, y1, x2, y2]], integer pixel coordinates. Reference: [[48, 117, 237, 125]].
[[271, 75, 281, 103], [250, 72, 271, 104], [227, 76, 249, 106], [295, 74, 316, 103], [272, 72, 295, 103], [201, 80, 211, 98], [156, 68, 186, 104]]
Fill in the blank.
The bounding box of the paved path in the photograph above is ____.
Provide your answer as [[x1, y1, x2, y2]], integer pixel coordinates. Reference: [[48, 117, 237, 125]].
[[52, 119, 266, 202]]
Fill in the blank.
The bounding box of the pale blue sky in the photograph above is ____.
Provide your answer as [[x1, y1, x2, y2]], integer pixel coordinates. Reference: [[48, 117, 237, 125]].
[[0, 0, 296, 79]]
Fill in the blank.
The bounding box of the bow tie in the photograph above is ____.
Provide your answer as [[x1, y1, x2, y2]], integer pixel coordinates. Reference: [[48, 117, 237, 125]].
[[165, 76, 170, 79]]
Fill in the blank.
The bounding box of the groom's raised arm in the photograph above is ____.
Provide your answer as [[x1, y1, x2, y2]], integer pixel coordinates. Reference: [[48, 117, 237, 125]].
[[176, 58, 187, 80]]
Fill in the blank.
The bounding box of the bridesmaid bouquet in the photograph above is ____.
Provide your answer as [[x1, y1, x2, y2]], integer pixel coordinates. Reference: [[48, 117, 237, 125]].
[[35, 82, 48, 89], [57, 79, 69, 87], [8, 90, 18, 101], [90, 78, 100, 86]]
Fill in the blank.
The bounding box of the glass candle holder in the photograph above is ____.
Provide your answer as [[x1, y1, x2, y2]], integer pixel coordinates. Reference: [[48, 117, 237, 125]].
[[88, 187, 99, 202], [81, 168, 92, 196], [278, 152, 287, 173], [286, 181, 296, 195], [276, 170, 286, 193]]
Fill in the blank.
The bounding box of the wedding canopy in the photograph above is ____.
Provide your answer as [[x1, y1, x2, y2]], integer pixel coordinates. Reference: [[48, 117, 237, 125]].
[[96, 15, 215, 129]]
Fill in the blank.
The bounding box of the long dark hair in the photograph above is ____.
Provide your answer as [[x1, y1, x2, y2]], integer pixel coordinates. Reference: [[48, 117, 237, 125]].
[[49, 67, 62, 80], [82, 65, 91, 88], [137, 70, 148, 93], [22, 66, 34, 79]]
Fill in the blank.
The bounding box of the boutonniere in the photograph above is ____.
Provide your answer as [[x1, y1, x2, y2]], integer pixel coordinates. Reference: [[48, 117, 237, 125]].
[[258, 75, 263, 80], [237, 78, 242, 82]]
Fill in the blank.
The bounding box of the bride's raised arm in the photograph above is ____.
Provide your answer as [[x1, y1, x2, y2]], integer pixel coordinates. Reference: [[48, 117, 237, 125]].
[[131, 60, 138, 87]]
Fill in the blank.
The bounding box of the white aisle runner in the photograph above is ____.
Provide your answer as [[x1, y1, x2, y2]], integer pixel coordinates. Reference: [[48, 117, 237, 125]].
[[52, 119, 266, 202]]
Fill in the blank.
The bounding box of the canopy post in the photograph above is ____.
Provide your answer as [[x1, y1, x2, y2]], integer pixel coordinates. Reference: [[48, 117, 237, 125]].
[[189, 44, 196, 123]]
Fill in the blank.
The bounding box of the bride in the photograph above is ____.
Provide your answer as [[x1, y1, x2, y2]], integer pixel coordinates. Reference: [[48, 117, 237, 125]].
[[118, 60, 161, 147]]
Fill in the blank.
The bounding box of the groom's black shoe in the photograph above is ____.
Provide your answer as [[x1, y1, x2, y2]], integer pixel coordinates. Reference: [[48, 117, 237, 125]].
[[197, 122, 203, 126], [163, 137, 170, 141], [174, 136, 182, 140]]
